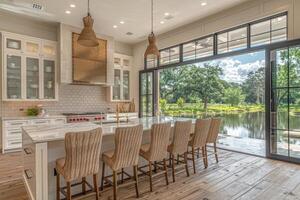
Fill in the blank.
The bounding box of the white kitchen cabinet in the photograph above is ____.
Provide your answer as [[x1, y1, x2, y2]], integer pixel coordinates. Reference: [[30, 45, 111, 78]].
[[2, 31, 58, 101], [108, 53, 132, 102], [1, 116, 66, 153]]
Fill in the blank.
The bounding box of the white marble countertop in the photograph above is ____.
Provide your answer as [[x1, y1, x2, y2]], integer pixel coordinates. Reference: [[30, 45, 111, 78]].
[[1, 115, 66, 121], [22, 116, 195, 143]]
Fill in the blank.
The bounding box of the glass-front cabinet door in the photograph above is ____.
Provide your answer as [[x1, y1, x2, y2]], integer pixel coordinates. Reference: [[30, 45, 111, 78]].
[[43, 60, 56, 99], [26, 57, 39, 99], [113, 69, 121, 100], [25, 41, 39, 56], [6, 38, 22, 53], [123, 70, 130, 100], [6, 54, 22, 99]]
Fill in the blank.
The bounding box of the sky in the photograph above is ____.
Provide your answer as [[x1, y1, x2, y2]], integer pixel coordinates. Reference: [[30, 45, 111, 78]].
[[198, 50, 266, 84]]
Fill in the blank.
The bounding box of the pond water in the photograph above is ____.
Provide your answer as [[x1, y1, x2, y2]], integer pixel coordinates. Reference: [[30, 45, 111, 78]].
[[165, 111, 300, 156]]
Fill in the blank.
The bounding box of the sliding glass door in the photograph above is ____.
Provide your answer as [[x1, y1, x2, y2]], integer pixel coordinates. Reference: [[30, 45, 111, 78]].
[[268, 42, 300, 162]]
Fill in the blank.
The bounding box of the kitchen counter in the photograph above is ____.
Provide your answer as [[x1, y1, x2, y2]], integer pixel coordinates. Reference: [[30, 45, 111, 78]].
[[1, 115, 66, 121], [22, 116, 195, 200], [22, 116, 194, 143]]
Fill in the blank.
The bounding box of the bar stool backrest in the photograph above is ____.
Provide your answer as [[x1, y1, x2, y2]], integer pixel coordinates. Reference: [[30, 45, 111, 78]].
[[192, 118, 211, 148], [206, 118, 221, 143], [172, 120, 192, 155], [112, 125, 143, 170], [149, 122, 172, 161], [64, 128, 103, 181]]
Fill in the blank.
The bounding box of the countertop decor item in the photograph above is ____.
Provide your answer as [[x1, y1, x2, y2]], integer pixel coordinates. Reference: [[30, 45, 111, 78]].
[[144, 0, 160, 61], [77, 0, 99, 47], [26, 107, 39, 116]]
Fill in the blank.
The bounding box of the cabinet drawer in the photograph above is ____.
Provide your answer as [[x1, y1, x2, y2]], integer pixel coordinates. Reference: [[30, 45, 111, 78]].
[[6, 128, 22, 139], [4, 120, 29, 128], [31, 119, 51, 125], [51, 118, 66, 124], [6, 138, 22, 149]]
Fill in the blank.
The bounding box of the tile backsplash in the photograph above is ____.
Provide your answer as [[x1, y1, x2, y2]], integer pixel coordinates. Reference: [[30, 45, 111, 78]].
[[1, 84, 116, 117]]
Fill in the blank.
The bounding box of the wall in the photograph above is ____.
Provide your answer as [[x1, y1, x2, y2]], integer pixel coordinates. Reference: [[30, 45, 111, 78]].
[[131, 0, 300, 112]]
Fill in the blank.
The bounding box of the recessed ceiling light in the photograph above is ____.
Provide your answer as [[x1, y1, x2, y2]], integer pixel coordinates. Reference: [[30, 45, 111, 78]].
[[65, 10, 71, 14], [120, 21, 125, 24], [201, 2, 207, 6], [70, 4, 76, 8], [113, 25, 118, 28], [164, 12, 170, 16], [160, 21, 165, 24]]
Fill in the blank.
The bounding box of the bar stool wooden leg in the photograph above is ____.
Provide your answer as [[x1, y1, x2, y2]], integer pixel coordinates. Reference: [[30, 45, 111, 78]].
[[192, 146, 196, 174], [169, 153, 172, 167], [121, 168, 124, 183], [149, 161, 153, 192], [197, 148, 200, 159], [66, 182, 71, 200], [163, 159, 169, 185], [101, 162, 105, 191], [93, 174, 99, 200], [113, 170, 118, 200], [214, 142, 219, 163], [184, 152, 190, 177], [171, 154, 175, 183], [82, 177, 86, 194], [205, 145, 208, 167], [202, 147, 207, 168], [133, 165, 139, 198], [56, 173, 60, 200], [154, 161, 157, 173]]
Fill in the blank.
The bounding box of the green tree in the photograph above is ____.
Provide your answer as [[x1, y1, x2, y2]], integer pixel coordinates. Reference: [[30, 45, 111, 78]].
[[183, 64, 225, 110], [242, 67, 264, 104], [224, 87, 245, 106], [159, 98, 167, 113]]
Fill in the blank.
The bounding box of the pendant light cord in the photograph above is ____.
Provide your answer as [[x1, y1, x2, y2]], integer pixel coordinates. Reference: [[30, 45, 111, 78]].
[[151, 0, 153, 33], [88, 0, 90, 16]]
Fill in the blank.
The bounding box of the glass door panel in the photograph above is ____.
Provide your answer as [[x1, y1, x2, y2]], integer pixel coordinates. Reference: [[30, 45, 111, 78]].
[[113, 69, 121, 100], [123, 70, 130, 100], [42, 44, 56, 57], [43, 60, 55, 99], [140, 71, 154, 117], [26, 57, 39, 99], [26, 42, 39, 55], [6, 55, 22, 99], [270, 45, 300, 161]]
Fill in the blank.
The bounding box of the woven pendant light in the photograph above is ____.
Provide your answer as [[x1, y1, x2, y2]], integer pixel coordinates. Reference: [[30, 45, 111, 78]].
[[78, 0, 99, 47], [144, 0, 159, 59]]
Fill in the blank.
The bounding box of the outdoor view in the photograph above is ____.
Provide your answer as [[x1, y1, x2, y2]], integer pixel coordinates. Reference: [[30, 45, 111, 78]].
[[159, 51, 266, 155]]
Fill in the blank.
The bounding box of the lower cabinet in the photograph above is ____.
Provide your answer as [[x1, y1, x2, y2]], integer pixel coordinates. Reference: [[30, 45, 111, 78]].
[[2, 117, 66, 153]]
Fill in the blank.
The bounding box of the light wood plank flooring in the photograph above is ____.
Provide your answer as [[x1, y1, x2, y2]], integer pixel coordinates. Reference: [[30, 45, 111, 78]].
[[1, 149, 300, 200]]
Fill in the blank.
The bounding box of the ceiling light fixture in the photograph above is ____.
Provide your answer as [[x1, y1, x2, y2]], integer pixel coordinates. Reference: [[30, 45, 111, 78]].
[[144, 0, 160, 61], [160, 21, 165, 24], [201, 2, 207, 6], [120, 21, 125, 24], [113, 25, 118, 28], [70, 4, 76, 8], [164, 12, 170, 16], [78, 0, 99, 47], [65, 10, 71, 14]]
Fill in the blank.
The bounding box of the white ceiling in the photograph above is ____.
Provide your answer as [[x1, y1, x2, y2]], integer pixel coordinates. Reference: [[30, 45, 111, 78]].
[[0, 0, 249, 44]]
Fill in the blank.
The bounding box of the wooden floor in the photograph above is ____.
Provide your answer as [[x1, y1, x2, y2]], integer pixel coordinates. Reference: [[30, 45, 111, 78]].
[[1, 149, 300, 200]]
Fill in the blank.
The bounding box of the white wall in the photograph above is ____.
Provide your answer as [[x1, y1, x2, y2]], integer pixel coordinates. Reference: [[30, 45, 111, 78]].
[[131, 0, 300, 112]]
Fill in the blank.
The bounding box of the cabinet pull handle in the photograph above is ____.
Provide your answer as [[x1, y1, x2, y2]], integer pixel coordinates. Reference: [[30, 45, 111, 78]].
[[24, 169, 33, 179], [24, 147, 32, 155]]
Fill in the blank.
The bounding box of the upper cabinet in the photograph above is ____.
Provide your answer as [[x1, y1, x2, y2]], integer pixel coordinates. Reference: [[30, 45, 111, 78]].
[[2, 32, 58, 101], [107, 53, 132, 102]]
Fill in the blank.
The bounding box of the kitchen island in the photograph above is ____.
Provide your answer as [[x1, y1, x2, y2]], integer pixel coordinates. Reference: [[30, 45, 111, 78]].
[[22, 116, 195, 200]]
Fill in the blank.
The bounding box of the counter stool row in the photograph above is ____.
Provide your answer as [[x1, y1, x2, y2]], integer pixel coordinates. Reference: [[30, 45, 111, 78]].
[[55, 118, 221, 200]]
